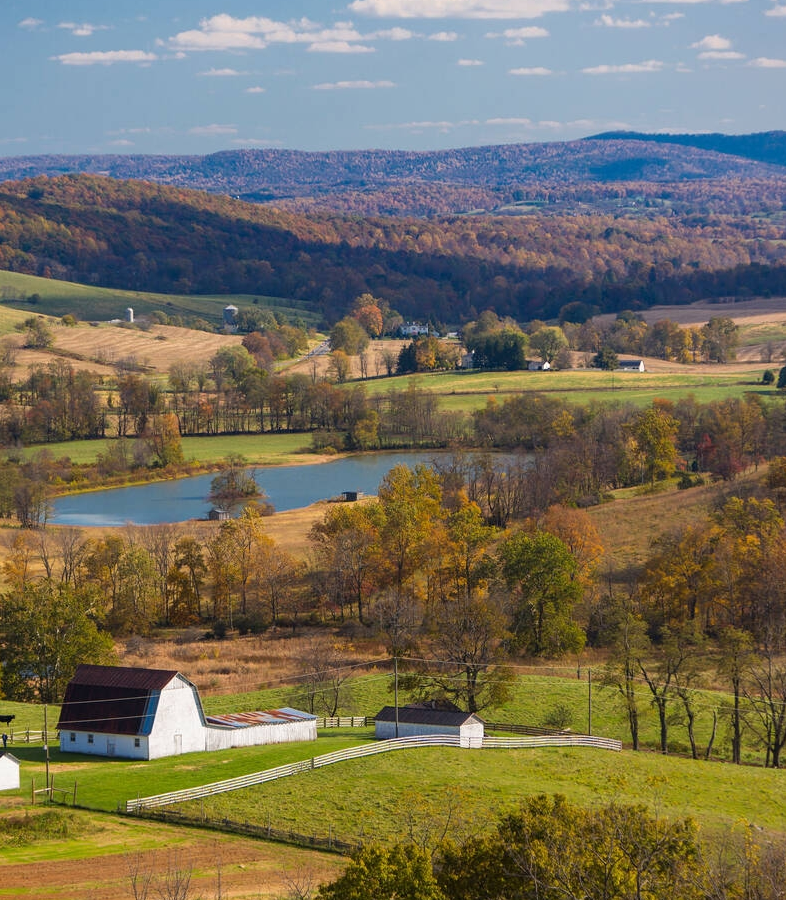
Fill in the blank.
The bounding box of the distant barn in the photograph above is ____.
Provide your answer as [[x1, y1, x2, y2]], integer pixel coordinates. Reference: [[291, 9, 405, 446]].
[[58, 664, 316, 760], [618, 359, 645, 372], [374, 703, 484, 747]]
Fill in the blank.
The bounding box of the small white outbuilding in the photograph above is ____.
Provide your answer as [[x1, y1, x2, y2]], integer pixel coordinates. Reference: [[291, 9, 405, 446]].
[[374, 703, 484, 748], [0, 752, 20, 791]]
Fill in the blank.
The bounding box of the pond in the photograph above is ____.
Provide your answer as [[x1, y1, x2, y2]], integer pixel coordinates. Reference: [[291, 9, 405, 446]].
[[50, 451, 445, 527]]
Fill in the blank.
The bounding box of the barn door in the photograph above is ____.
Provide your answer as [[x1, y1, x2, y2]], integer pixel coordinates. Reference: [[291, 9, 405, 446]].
[[174, 733, 182, 755], [106, 740, 115, 757]]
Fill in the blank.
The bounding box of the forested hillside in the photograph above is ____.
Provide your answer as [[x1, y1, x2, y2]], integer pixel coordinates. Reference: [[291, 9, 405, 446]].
[[590, 130, 786, 169], [0, 137, 784, 217], [2, 174, 786, 324]]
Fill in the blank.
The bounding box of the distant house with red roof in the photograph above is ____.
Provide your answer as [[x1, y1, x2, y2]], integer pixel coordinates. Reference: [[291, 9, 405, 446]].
[[57, 665, 316, 760]]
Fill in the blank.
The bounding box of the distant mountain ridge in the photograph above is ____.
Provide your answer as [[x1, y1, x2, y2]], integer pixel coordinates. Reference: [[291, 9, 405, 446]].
[[589, 131, 786, 169], [0, 135, 783, 217]]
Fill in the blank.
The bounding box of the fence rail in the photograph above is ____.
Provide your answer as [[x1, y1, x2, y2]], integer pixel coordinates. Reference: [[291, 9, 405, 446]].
[[124, 732, 620, 814], [1, 729, 48, 746], [315, 716, 372, 729]]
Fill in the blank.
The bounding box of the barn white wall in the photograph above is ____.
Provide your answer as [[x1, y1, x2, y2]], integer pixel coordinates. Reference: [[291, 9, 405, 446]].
[[204, 719, 316, 751], [60, 731, 150, 759], [148, 677, 206, 759], [0, 754, 20, 790]]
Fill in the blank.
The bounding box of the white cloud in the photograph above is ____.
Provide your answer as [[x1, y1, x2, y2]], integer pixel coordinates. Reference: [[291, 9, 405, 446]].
[[189, 124, 238, 135], [109, 139, 134, 147], [52, 50, 157, 66], [428, 30, 458, 40], [199, 67, 245, 76], [596, 14, 650, 27], [307, 41, 375, 52], [365, 118, 479, 130], [662, 12, 685, 20], [58, 22, 110, 37], [231, 138, 284, 146], [245, 86, 267, 93], [582, 59, 664, 73], [486, 117, 533, 124], [698, 50, 744, 59], [458, 58, 484, 65], [690, 34, 731, 50], [167, 14, 413, 54], [486, 26, 549, 38], [313, 79, 395, 88], [0, 137, 28, 145], [367, 27, 415, 38], [348, 0, 570, 19], [509, 66, 553, 74], [765, 3, 786, 13], [749, 56, 786, 67], [18, 18, 43, 29]]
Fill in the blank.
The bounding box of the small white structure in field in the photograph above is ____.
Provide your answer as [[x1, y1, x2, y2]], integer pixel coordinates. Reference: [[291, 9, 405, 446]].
[[0, 752, 20, 791], [58, 665, 316, 760], [374, 703, 484, 748], [618, 359, 645, 372], [125, 307, 134, 323]]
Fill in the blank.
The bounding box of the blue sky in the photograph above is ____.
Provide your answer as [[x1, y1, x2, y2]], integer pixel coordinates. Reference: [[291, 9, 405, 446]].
[[2, 0, 784, 156]]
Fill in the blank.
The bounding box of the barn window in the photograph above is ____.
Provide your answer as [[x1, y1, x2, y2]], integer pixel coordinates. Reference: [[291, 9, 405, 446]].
[[87, 734, 93, 744], [70, 732, 75, 742], [134, 738, 140, 748]]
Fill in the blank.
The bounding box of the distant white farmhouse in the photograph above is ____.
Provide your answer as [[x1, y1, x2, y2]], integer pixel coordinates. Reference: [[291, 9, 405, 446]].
[[374, 703, 484, 748], [399, 323, 431, 337], [527, 360, 551, 371], [57, 665, 316, 760], [618, 359, 645, 372], [0, 752, 20, 791]]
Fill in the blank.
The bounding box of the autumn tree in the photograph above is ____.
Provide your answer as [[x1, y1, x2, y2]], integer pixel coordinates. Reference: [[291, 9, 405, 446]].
[[0, 580, 116, 702], [529, 325, 568, 365], [310, 502, 382, 624], [500, 529, 584, 657], [628, 405, 679, 488]]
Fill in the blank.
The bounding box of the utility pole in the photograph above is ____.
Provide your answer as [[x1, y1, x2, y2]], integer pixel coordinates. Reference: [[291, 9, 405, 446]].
[[587, 669, 592, 736], [43, 704, 50, 801], [394, 656, 399, 738]]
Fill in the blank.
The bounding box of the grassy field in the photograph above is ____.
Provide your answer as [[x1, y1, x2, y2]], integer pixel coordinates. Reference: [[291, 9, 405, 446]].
[[172, 741, 786, 846], [359, 367, 776, 412], [18, 432, 318, 466], [0, 270, 319, 325]]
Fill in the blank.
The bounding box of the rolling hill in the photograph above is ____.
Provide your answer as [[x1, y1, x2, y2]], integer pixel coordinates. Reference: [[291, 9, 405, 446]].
[[0, 136, 785, 217], [1, 173, 786, 325]]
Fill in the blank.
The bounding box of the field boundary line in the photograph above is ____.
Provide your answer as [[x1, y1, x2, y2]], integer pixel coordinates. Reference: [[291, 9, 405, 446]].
[[124, 732, 621, 813]]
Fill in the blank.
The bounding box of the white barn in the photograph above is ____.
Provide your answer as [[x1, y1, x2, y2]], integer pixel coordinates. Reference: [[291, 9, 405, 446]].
[[57, 665, 316, 760], [374, 704, 484, 748], [0, 752, 20, 791], [618, 359, 645, 372]]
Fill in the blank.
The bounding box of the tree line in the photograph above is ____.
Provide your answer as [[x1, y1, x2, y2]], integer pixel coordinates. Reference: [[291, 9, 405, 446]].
[[2, 174, 786, 324]]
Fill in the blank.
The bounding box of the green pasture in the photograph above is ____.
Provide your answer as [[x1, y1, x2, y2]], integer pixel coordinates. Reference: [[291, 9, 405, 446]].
[[174, 743, 786, 845], [3, 669, 756, 768], [0, 270, 318, 325], [4, 669, 784, 848], [16, 432, 316, 467], [358, 368, 777, 411]]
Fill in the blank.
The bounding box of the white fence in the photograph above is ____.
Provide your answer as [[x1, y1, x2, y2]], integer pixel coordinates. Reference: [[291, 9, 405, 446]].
[[124, 732, 621, 813]]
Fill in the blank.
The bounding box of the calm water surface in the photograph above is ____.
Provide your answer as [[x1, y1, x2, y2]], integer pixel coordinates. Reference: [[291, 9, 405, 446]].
[[51, 451, 443, 526]]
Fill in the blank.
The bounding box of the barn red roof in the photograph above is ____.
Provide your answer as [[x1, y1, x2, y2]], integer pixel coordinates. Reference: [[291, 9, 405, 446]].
[[57, 665, 184, 736]]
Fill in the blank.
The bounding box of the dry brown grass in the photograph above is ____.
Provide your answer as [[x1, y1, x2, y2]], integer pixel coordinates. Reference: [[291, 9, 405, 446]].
[[283, 338, 407, 380], [594, 296, 786, 329], [587, 468, 764, 581], [120, 628, 386, 698], [48, 322, 244, 375]]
